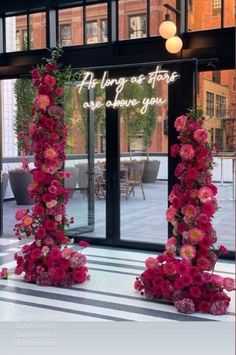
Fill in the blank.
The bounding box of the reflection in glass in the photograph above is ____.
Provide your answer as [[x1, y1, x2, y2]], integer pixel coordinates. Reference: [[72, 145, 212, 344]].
[[119, 75, 168, 244], [58, 7, 83, 46], [64, 83, 106, 238], [119, 0, 147, 40], [86, 3, 108, 44], [5, 15, 27, 52], [29, 12, 46, 50]]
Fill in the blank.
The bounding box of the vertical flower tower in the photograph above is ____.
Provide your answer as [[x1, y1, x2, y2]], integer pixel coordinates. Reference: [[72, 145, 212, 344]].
[[14, 49, 89, 287], [134, 110, 234, 315]]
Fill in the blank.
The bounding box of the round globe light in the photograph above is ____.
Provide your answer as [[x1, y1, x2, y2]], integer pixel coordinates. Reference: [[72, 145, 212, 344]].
[[165, 36, 183, 54], [159, 20, 177, 39]]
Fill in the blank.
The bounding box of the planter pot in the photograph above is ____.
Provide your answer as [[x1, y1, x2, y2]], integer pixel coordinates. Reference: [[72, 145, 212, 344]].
[[142, 160, 160, 183], [2, 173, 9, 200], [9, 170, 33, 205]]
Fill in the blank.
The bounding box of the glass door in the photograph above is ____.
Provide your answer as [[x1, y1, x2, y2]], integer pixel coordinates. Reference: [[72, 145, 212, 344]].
[[64, 83, 107, 240]]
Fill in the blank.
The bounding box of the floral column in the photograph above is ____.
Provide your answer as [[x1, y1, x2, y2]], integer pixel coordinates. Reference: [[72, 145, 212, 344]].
[[13, 52, 89, 287]]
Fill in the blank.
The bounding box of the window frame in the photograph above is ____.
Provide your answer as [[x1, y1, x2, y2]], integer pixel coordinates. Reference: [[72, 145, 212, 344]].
[[206, 91, 215, 116], [128, 13, 147, 40]]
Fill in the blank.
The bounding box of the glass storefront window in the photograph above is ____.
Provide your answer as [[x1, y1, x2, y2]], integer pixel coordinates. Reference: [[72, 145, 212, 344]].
[[188, 0, 235, 31], [224, 0, 236, 27], [29, 12, 46, 50], [86, 3, 108, 44], [5, 15, 27, 52], [198, 70, 236, 152], [119, 0, 147, 40], [58, 7, 83, 46], [150, 0, 176, 37]]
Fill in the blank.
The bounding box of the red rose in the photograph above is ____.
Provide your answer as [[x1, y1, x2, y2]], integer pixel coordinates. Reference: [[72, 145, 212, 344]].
[[78, 240, 90, 248], [73, 269, 87, 283], [219, 245, 228, 255], [46, 63, 58, 71], [55, 87, 63, 95], [170, 144, 179, 158], [32, 68, 40, 79]]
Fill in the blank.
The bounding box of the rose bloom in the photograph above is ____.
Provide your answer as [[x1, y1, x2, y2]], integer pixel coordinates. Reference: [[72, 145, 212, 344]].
[[34, 94, 50, 110], [0, 267, 8, 279], [181, 204, 197, 220], [166, 206, 177, 222], [44, 219, 57, 231], [193, 128, 208, 143], [175, 163, 185, 177], [46, 63, 57, 71], [201, 202, 215, 217], [54, 214, 63, 222], [22, 215, 34, 227], [46, 200, 57, 208], [15, 208, 27, 221], [31, 248, 42, 261], [73, 268, 87, 283], [223, 278, 235, 291], [32, 68, 40, 79], [174, 115, 187, 132], [48, 185, 58, 194], [219, 245, 229, 255], [145, 257, 157, 269], [44, 147, 58, 160], [55, 87, 63, 95], [33, 205, 45, 217], [29, 123, 37, 134], [42, 74, 56, 88], [176, 261, 190, 275], [179, 144, 195, 160], [78, 240, 90, 248], [198, 187, 214, 203], [180, 244, 196, 262], [33, 170, 46, 183], [170, 144, 180, 158], [188, 227, 204, 244]]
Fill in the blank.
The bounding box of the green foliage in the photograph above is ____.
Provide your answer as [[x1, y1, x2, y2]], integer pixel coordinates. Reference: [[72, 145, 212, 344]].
[[120, 79, 157, 153], [14, 79, 36, 152]]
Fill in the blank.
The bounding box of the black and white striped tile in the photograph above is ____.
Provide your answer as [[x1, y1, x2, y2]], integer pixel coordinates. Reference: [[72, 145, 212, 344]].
[[0, 238, 235, 322]]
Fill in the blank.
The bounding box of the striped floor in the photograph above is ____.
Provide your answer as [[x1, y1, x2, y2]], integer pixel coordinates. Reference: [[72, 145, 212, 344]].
[[0, 237, 235, 322]]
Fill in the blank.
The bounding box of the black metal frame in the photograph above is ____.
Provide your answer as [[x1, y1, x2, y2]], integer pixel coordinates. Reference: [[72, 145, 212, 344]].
[[0, 1, 235, 259]]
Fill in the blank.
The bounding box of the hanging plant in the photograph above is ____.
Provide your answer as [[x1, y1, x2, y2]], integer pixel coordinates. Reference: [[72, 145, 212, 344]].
[[134, 109, 235, 315], [13, 47, 89, 287]]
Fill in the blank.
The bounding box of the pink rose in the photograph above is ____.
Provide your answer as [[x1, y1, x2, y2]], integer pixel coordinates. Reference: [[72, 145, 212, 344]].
[[78, 240, 90, 248], [219, 245, 228, 255], [0, 268, 8, 279], [145, 257, 158, 269], [180, 144, 195, 160], [15, 209, 27, 221], [193, 128, 208, 143], [42, 74, 56, 88], [166, 206, 177, 222], [198, 187, 214, 203], [182, 204, 197, 221], [174, 115, 187, 132], [34, 95, 50, 110], [223, 278, 235, 291], [170, 144, 179, 158], [188, 227, 204, 244]]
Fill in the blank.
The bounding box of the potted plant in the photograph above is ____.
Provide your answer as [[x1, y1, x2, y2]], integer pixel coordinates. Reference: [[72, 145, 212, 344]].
[[9, 167, 33, 205], [2, 172, 9, 200], [9, 79, 35, 205]]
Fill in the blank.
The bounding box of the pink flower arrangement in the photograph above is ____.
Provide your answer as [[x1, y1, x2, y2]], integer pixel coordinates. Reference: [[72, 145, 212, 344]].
[[13, 49, 89, 287], [134, 110, 234, 315], [0, 268, 8, 279]]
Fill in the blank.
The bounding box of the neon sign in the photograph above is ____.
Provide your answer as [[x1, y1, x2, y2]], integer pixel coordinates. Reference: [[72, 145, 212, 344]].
[[77, 66, 180, 114]]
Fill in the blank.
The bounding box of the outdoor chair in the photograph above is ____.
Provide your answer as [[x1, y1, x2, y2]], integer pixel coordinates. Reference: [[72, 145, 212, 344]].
[[123, 161, 146, 200]]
